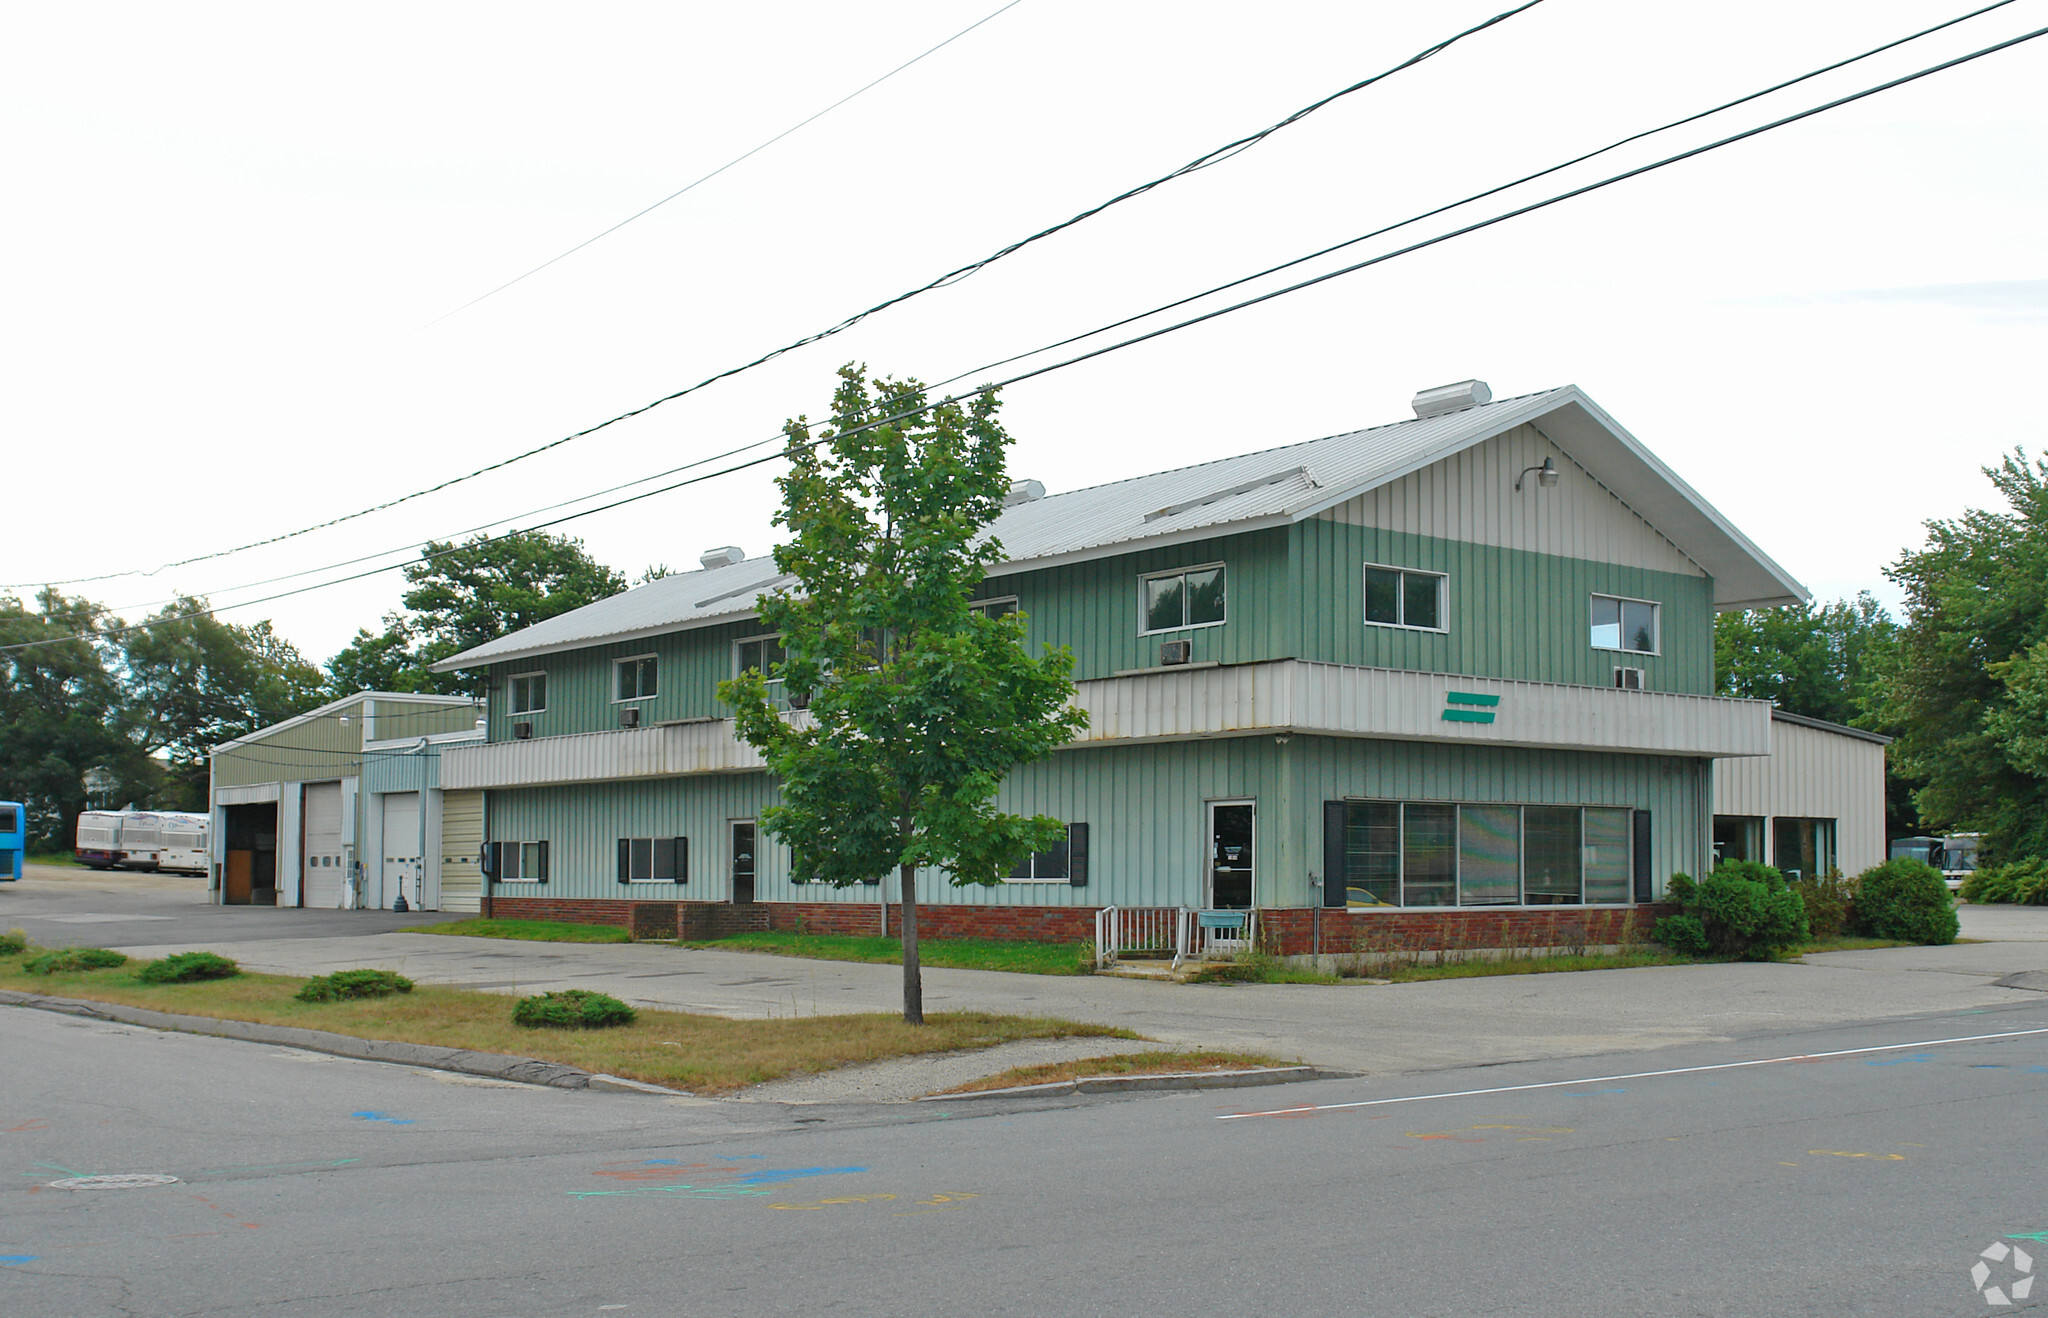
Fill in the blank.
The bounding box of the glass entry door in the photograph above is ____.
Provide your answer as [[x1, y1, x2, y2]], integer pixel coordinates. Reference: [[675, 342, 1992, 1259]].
[[730, 821, 756, 904], [1208, 801, 1255, 909]]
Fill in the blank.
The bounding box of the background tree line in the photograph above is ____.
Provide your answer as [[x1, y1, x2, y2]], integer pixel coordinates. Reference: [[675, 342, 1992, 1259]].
[[0, 532, 627, 853]]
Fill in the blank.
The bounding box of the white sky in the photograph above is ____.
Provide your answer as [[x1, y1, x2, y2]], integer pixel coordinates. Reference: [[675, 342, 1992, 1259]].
[[4, 0, 2044, 663]]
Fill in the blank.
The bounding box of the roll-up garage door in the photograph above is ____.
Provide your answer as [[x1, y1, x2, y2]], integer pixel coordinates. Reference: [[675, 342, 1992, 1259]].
[[438, 790, 484, 913], [381, 792, 421, 910], [302, 782, 345, 909]]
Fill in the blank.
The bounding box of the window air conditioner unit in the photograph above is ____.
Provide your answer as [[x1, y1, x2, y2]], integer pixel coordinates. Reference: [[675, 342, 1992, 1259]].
[[1613, 667, 1645, 691], [619, 707, 640, 729], [1159, 639, 1193, 666], [513, 721, 534, 739]]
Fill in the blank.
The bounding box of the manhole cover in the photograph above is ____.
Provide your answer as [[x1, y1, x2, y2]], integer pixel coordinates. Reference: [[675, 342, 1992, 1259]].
[[47, 1174, 180, 1191]]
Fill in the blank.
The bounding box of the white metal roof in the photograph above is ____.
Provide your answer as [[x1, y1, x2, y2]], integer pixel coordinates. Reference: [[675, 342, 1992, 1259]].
[[435, 385, 1808, 671], [210, 690, 476, 754]]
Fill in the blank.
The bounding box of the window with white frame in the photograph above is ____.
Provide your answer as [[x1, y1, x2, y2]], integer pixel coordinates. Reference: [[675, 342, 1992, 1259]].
[[971, 596, 1019, 621], [615, 655, 657, 702], [484, 840, 549, 883], [1364, 564, 1446, 631], [1006, 822, 1089, 884], [1141, 565, 1226, 634], [617, 836, 688, 883], [736, 634, 786, 679], [1327, 800, 1636, 908], [1590, 594, 1659, 655], [508, 672, 547, 714]]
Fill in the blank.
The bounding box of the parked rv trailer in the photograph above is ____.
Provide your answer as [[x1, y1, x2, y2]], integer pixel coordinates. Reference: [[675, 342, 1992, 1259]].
[[153, 811, 211, 875], [115, 812, 165, 870], [75, 810, 131, 869]]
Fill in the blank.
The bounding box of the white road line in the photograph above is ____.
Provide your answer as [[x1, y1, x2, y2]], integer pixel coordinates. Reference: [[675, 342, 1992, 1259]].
[[1216, 1026, 2048, 1120]]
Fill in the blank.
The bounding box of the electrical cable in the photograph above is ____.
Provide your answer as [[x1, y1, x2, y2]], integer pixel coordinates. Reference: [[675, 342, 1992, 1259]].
[[6, 18, 2043, 656], [405, 0, 1029, 336], [8, 0, 1547, 591]]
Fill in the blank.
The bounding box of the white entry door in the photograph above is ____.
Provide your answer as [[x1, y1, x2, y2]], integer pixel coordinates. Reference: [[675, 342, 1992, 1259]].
[[302, 783, 345, 909], [380, 792, 421, 911]]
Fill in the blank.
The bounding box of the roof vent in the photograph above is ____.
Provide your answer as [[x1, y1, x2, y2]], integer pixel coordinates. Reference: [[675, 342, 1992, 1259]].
[[1411, 379, 1492, 419], [698, 546, 746, 571], [1004, 479, 1046, 507]]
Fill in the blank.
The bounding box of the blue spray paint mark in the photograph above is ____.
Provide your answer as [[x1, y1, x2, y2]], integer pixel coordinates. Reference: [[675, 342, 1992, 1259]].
[[568, 1166, 867, 1201], [2024, 1066, 2048, 1075], [1865, 1055, 1934, 1067], [1, 1255, 39, 1266], [2008, 1231, 2048, 1243], [732, 1166, 867, 1187], [351, 1111, 415, 1125]]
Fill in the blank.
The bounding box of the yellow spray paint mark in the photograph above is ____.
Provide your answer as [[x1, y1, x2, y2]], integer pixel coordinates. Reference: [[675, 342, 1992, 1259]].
[[771, 1194, 898, 1210], [1809, 1150, 1907, 1161]]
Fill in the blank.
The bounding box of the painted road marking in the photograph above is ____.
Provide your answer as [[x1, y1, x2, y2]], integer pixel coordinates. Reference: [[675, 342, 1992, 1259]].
[[1218, 1026, 2048, 1120], [351, 1111, 415, 1125], [1, 1256, 39, 1266]]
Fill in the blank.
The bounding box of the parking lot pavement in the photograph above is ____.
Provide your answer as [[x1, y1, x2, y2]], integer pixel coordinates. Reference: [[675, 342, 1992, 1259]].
[[1, 865, 464, 944]]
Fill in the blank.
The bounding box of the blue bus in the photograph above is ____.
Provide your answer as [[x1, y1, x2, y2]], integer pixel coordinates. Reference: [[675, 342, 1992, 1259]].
[[0, 801, 23, 881]]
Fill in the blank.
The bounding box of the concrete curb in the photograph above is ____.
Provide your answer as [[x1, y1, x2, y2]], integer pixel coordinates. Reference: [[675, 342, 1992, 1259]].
[[921, 1064, 1350, 1100], [0, 989, 667, 1092]]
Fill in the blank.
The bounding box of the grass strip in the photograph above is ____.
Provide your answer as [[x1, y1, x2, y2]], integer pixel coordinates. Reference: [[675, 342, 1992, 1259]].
[[1791, 935, 1917, 954], [1373, 949, 1696, 982], [679, 930, 1094, 976], [400, 918, 631, 944], [938, 1050, 1292, 1095], [0, 956, 1129, 1095]]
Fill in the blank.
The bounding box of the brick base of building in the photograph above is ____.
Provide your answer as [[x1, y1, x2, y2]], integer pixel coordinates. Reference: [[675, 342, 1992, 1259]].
[[485, 893, 1671, 951]]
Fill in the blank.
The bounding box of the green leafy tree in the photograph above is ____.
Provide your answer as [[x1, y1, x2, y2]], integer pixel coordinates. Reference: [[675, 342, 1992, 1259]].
[[325, 532, 628, 698], [720, 366, 1087, 1024], [1882, 450, 2048, 861], [0, 590, 156, 851], [1714, 592, 1920, 834], [124, 598, 328, 808]]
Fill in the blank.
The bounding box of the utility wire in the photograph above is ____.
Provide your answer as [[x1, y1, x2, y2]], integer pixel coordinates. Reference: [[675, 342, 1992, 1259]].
[[405, 0, 1028, 337], [8, 0, 1546, 592], [88, 0, 2027, 620], [7, 18, 2043, 657]]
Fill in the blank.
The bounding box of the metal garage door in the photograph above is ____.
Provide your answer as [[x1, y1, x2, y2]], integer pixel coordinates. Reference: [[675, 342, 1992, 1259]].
[[438, 790, 484, 913], [302, 782, 345, 909], [381, 792, 421, 911]]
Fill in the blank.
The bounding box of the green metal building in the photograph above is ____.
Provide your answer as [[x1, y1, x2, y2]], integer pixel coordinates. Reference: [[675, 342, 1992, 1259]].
[[432, 381, 1805, 950]]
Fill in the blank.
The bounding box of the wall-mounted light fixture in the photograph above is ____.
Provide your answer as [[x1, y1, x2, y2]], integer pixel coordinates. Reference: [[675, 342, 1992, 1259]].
[[1514, 457, 1560, 492]]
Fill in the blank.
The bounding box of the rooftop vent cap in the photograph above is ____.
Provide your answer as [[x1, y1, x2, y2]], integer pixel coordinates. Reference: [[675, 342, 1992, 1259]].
[[698, 546, 746, 571], [1411, 379, 1492, 419], [1004, 479, 1046, 507]]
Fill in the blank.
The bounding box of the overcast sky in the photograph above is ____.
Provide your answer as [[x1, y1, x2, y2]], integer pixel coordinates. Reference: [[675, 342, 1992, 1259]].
[[5, 0, 2044, 663]]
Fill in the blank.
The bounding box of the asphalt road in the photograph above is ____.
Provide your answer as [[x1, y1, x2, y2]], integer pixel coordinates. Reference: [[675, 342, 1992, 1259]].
[[4, 997, 2046, 1317]]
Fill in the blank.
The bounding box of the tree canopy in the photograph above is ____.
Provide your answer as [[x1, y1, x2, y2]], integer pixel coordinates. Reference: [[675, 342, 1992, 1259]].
[[720, 366, 1086, 1023], [1882, 450, 2048, 861]]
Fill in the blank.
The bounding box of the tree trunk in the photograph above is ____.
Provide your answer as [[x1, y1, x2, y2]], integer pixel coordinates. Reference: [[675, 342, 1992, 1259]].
[[899, 858, 924, 1025]]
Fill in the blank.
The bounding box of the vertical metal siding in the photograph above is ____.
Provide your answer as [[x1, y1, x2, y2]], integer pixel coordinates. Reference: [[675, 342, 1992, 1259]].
[[1712, 720, 1887, 875]]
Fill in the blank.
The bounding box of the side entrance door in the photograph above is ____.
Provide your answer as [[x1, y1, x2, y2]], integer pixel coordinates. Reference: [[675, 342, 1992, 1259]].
[[730, 821, 756, 904], [1208, 800, 1255, 909]]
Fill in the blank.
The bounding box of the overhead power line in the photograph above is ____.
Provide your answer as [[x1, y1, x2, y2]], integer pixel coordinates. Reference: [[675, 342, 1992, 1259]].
[[8, 0, 1547, 592], [6, 16, 2042, 657], [405, 0, 1029, 336]]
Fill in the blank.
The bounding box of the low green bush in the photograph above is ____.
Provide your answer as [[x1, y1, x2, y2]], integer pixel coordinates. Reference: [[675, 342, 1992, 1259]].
[[23, 947, 127, 974], [1852, 858, 1959, 944], [1961, 858, 2048, 906], [1791, 869, 1857, 939], [1663, 862, 1809, 960], [511, 989, 636, 1029], [0, 929, 27, 956], [1651, 913, 1711, 956], [136, 951, 241, 984], [295, 968, 415, 1003]]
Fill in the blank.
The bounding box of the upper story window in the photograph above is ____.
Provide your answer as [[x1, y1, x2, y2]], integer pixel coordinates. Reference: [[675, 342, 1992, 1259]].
[[1590, 594, 1659, 655], [615, 655, 658, 702], [509, 672, 547, 714], [1364, 564, 1446, 631], [736, 634, 787, 680], [1141, 564, 1226, 634], [971, 596, 1019, 620]]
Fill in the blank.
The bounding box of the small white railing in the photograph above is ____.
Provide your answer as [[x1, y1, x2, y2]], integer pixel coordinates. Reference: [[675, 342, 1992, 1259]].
[[1095, 906, 1255, 969]]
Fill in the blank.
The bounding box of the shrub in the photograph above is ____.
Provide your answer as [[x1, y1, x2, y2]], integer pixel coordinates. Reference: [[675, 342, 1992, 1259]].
[[136, 951, 241, 984], [1791, 869, 1857, 939], [23, 947, 128, 974], [1961, 858, 2048, 906], [1651, 913, 1711, 956], [1662, 862, 1809, 960], [296, 968, 415, 1003], [0, 928, 27, 956], [1852, 859, 1959, 944], [512, 989, 636, 1029]]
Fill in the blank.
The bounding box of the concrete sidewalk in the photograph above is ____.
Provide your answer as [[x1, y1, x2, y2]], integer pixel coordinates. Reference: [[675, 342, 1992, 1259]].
[[110, 903, 2048, 1081]]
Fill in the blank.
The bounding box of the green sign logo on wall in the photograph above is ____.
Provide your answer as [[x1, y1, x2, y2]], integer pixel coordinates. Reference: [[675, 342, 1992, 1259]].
[[1442, 691, 1499, 724]]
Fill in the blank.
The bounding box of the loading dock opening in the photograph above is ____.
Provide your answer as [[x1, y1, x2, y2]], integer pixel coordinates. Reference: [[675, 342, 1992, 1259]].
[[222, 802, 277, 905]]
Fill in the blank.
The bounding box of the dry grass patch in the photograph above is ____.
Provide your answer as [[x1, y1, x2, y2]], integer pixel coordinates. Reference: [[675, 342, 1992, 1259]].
[[0, 957, 1129, 1095], [939, 1049, 1292, 1095]]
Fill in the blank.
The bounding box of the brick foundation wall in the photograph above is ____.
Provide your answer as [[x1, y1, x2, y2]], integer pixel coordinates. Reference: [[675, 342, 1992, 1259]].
[[1258, 905, 1677, 957], [764, 902, 1098, 944]]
